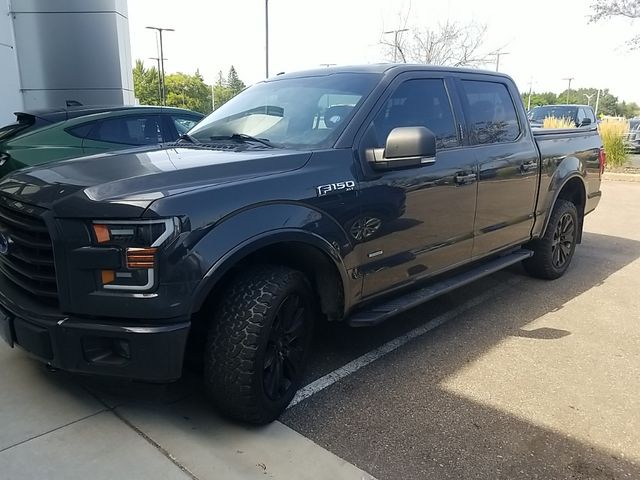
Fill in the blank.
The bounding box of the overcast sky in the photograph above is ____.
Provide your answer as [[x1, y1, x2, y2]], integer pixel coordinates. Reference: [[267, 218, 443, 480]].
[[128, 0, 639, 105]]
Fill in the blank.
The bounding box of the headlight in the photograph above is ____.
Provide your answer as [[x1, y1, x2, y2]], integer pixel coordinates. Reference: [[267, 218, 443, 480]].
[[91, 218, 179, 291]]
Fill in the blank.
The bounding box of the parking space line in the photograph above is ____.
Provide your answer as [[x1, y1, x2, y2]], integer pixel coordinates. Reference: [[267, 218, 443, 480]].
[[289, 277, 522, 409]]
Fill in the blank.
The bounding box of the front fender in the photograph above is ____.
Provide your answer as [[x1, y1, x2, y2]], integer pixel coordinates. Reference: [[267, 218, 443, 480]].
[[187, 203, 356, 314]]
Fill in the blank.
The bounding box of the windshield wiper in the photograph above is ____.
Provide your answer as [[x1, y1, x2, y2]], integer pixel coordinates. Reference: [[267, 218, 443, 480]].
[[210, 133, 275, 148], [177, 133, 200, 144]]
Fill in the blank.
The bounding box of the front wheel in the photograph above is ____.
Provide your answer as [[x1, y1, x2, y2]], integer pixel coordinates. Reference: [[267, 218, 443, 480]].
[[203, 265, 315, 424], [523, 199, 579, 280]]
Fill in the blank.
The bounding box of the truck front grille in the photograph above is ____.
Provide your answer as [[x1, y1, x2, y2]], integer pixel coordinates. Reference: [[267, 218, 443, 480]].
[[0, 195, 57, 302]]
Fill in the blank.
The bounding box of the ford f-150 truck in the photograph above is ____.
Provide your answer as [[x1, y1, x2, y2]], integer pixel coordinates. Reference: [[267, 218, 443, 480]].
[[0, 65, 603, 424]]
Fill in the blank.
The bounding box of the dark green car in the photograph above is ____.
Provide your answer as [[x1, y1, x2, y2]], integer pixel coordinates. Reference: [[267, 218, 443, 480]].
[[0, 106, 203, 176]]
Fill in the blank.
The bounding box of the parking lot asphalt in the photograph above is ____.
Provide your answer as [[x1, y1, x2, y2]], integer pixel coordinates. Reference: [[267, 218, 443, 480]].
[[283, 180, 640, 479], [1, 180, 639, 479]]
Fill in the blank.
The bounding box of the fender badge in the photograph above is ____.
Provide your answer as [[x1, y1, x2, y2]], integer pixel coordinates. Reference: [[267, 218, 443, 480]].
[[316, 180, 355, 197]]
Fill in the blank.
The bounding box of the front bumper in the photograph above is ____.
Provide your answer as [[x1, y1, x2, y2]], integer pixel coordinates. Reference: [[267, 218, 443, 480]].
[[0, 296, 190, 383]]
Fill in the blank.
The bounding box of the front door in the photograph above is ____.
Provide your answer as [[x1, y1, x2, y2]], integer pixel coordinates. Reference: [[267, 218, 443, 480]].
[[355, 74, 478, 298]]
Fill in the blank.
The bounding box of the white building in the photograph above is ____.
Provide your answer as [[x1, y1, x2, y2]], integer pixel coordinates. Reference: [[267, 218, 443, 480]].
[[0, 0, 134, 125]]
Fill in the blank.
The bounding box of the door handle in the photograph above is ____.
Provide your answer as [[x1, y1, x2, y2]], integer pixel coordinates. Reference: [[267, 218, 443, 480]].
[[454, 173, 477, 185]]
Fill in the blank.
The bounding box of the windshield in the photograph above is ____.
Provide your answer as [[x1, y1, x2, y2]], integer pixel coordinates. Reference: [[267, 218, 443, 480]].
[[529, 106, 577, 122], [188, 73, 380, 148]]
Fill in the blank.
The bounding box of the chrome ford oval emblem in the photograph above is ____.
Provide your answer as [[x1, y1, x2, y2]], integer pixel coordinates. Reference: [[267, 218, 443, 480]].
[[0, 232, 10, 255]]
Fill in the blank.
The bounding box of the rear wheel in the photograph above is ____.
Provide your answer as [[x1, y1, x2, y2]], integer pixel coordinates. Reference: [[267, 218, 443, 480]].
[[203, 265, 315, 424], [523, 199, 578, 280]]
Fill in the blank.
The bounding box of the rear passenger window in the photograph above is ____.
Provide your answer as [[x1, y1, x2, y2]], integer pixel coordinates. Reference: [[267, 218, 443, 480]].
[[461, 80, 520, 144], [370, 79, 459, 150], [86, 115, 163, 145]]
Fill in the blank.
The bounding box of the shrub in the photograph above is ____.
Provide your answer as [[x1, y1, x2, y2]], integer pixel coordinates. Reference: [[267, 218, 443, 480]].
[[598, 118, 629, 168], [542, 116, 576, 129]]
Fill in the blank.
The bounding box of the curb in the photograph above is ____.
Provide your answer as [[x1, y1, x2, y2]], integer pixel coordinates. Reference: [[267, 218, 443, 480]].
[[602, 172, 640, 182]]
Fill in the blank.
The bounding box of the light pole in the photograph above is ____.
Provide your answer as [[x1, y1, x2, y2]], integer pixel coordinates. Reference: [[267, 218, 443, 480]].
[[527, 78, 534, 111], [383, 28, 409, 63], [146, 26, 174, 105], [562, 77, 574, 104], [595, 89, 601, 117], [265, 0, 269, 78], [148, 57, 165, 104], [493, 50, 510, 72], [583, 92, 595, 107]]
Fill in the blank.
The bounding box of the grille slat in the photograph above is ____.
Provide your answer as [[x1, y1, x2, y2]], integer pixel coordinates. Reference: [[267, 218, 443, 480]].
[[0, 196, 58, 303], [0, 253, 56, 282], [0, 263, 58, 297]]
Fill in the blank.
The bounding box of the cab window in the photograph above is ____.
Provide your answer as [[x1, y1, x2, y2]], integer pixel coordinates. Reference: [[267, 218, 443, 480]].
[[369, 78, 459, 150], [461, 80, 520, 144]]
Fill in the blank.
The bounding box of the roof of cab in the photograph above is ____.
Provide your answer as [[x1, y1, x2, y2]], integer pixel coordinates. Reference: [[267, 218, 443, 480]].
[[266, 63, 512, 81]]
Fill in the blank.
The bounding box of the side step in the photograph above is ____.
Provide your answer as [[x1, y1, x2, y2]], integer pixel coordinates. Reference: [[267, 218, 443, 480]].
[[347, 249, 533, 327]]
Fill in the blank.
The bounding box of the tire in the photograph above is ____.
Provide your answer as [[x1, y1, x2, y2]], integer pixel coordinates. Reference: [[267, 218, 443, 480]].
[[523, 199, 578, 280], [203, 265, 315, 424]]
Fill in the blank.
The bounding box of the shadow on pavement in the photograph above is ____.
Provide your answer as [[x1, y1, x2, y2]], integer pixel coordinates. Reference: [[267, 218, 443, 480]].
[[281, 231, 640, 479]]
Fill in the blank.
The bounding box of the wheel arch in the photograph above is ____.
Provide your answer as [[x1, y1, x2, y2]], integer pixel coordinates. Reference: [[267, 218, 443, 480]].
[[191, 229, 349, 322], [540, 174, 587, 242]]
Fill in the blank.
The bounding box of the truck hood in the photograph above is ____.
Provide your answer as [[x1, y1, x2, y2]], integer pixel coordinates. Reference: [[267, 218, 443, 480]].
[[0, 146, 311, 218]]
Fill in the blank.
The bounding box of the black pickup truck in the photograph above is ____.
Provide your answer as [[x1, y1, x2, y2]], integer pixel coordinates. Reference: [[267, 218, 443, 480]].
[[0, 65, 603, 424]]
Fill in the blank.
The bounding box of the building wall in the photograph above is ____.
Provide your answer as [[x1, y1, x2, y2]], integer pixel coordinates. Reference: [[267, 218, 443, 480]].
[[0, 0, 134, 125], [0, 0, 24, 125]]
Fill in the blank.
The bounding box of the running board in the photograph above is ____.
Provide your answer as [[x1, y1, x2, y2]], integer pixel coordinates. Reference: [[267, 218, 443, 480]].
[[347, 249, 533, 327]]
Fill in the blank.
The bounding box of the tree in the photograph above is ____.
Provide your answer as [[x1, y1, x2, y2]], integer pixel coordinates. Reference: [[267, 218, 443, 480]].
[[164, 70, 213, 114], [133, 59, 214, 114], [212, 66, 247, 110], [521, 86, 638, 118], [133, 59, 161, 105], [521, 91, 558, 109], [590, 0, 640, 48], [227, 66, 246, 95], [381, 19, 493, 67]]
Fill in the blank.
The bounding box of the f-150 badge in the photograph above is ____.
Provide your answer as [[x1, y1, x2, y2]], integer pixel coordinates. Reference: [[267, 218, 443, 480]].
[[316, 181, 356, 197]]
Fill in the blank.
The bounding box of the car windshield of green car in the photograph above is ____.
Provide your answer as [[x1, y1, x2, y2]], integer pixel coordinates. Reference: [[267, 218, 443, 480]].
[[188, 73, 380, 149]]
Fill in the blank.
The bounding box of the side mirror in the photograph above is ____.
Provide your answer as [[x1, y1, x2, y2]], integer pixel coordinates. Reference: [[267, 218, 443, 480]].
[[368, 126, 437, 170], [579, 118, 592, 127]]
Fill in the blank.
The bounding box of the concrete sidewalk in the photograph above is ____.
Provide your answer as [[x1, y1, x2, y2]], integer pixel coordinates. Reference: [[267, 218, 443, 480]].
[[0, 346, 373, 480]]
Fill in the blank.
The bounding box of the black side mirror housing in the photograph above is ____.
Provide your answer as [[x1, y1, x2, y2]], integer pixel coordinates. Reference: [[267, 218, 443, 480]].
[[368, 126, 437, 170], [579, 118, 592, 127]]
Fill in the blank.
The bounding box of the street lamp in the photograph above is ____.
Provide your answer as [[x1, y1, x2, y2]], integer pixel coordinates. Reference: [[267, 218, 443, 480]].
[[492, 50, 510, 72], [148, 57, 165, 104], [562, 77, 574, 104], [383, 29, 409, 63], [146, 26, 174, 105], [583, 93, 595, 107], [527, 78, 535, 111]]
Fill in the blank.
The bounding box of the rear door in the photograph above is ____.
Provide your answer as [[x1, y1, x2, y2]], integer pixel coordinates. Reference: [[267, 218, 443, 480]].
[[456, 76, 539, 258], [356, 72, 478, 298]]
